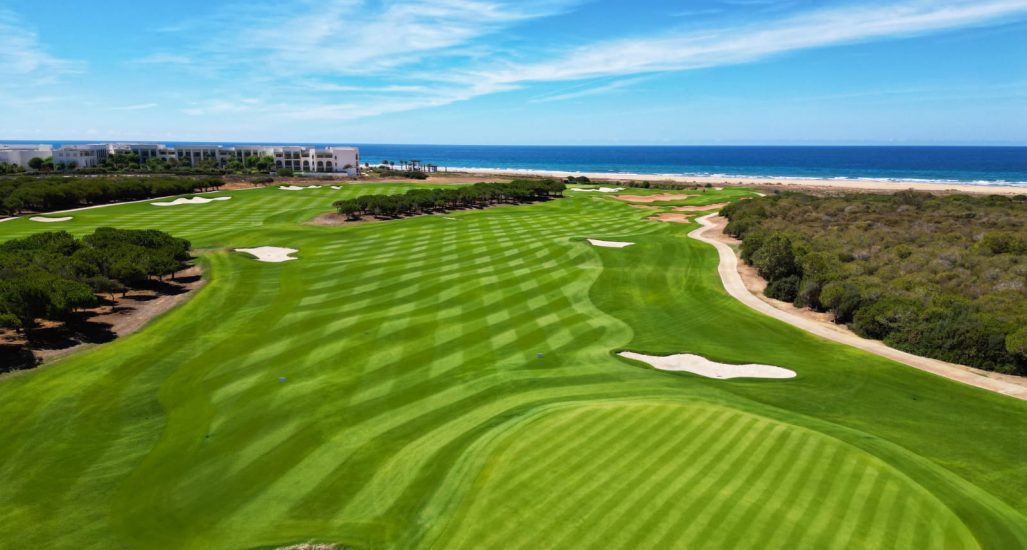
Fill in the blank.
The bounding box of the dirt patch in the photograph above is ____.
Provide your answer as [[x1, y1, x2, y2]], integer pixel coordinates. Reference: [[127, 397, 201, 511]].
[[613, 193, 693, 203], [0, 265, 205, 372], [647, 213, 690, 223], [673, 202, 730, 212]]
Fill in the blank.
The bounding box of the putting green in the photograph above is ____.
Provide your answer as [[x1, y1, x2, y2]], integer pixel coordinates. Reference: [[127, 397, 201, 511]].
[[0, 184, 1024, 549]]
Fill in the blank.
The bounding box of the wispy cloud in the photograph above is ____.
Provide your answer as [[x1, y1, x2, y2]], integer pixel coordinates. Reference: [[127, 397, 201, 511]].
[[118, 0, 1027, 123], [132, 53, 193, 65], [109, 103, 159, 111], [479, 0, 1027, 85], [201, 0, 577, 76], [531, 77, 649, 103], [0, 9, 82, 85]]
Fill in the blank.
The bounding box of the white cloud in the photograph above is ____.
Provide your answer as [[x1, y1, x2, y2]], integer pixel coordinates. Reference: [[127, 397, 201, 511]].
[[108, 103, 159, 111], [0, 9, 81, 84], [117, 0, 1027, 124], [479, 0, 1027, 85], [530, 77, 650, 103], [132, 53, 193, 65], [283, 0, 1027, 120], [223, 0, 576, 75]]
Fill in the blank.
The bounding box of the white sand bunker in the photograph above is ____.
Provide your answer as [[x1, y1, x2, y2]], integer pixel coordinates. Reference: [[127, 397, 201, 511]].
[[152, 196, 231, 206], [235, 246, 299, 263], [619, 351, 796, 380], [330, 186, 342, 190], [571, 187, 625, 193], [587, 239, 634, 248], [280, 185, 323, 191], [30, 216, 73, 223]]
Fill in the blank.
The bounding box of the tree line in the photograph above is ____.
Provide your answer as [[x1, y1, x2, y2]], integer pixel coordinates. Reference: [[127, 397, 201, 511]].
[[0, 175, 223, 215], [332, 179, 566, 220], [0, 228, 191, 331], [722, 190, 1027, 374]]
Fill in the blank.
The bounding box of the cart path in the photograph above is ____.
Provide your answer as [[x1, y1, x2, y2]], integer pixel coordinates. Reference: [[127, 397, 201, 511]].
[[690, 213, 1027, 401]]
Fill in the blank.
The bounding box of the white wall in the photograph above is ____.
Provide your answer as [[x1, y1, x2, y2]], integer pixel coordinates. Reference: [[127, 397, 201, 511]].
[[0, 145, 53, 169]]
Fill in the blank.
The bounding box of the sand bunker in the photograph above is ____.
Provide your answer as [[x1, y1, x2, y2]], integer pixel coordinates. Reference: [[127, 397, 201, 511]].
[[673, 202, 729, 212], [571, 187, 625, 193], [587, 239, 635, 248], [614, 193, 693, 203], [330, 186, 342, 190], [235, 246, 299, 263], [152, 197, 231, 206], [280, 185, 323, 191], [648, 213, 690, 223], [619, 351, 796, 380], [29, 216, 73, 222]]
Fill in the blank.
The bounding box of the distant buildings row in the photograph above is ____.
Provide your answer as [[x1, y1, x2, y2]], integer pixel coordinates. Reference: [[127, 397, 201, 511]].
[[0, 143, 360, 175]]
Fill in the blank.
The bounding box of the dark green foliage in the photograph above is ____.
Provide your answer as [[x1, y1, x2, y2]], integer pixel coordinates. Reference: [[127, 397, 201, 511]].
[[0, 228, 190, 329], [765, 275, 800, 302], [563, 176, 591, 184], [333, 179, 566, 220], [0, 175, 213, 215], [369, 168, 428, 179], [723, 191, 1027, 374]]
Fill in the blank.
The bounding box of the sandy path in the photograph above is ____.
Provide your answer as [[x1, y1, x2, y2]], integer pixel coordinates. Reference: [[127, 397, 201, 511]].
[[673, 202, 730, 212], [614, 193, 693, 203], [689, 214, 1027, 400], [648, 213, 690, 223]]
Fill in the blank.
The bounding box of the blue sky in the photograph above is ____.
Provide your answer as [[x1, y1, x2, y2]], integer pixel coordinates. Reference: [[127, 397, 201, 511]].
[[2, 0, 1026, 144]]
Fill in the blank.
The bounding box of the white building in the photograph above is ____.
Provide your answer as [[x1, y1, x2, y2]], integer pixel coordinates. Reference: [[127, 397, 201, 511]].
[[52, 144, 111, 169], [50, 143, 360, 175], [0, 144, 53, 169]]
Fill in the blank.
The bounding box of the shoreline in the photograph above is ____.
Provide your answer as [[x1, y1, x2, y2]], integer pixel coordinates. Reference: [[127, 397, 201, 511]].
[[451, 167, 1026, 195]]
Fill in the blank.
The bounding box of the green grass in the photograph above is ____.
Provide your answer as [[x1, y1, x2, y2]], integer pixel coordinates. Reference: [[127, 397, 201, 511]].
[[0, 184, 1024, 549]]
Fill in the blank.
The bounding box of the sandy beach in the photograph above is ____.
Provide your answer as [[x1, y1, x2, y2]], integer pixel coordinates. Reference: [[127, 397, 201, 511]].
[[454, 167, 1026, 195]]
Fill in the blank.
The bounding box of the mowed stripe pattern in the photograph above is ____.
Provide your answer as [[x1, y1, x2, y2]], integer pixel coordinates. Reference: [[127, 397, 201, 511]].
[[0, 184, 1023, 549], [425, 403, 978, 550]]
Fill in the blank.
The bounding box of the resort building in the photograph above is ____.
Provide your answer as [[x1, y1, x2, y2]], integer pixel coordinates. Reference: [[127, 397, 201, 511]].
[[49, 143, 360, 175], [0, 144, 53, 169]]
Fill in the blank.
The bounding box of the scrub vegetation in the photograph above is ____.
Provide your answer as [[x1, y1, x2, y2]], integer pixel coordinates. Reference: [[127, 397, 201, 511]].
[[0, 184, 1024, 549], [723, 191, 1027, 374]]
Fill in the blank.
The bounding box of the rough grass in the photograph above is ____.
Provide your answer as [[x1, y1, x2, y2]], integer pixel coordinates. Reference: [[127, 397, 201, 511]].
[[0, 184, 1024, 549]]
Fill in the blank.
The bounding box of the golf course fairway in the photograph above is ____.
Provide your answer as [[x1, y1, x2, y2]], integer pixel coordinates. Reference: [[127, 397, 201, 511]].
[[0, 184, 1024, 549]]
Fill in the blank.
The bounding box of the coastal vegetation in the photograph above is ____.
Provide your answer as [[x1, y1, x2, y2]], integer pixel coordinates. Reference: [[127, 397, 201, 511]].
[[723, 191, 1027, 374], [0, 184, 1023, 548], [0, 228, 190, 332], [331, 179, 565, 220], [0, 175, 222, 215]]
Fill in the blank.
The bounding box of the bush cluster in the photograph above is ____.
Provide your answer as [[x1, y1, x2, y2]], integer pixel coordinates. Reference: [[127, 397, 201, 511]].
[[0, 176, 222, 215], [723, 191, 1027, 374], [333, 179, 565, 220], [368, 168, 428, 180], [0, 229, 191, 330]]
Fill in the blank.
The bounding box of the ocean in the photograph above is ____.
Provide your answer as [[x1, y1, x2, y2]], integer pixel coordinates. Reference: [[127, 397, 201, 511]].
[[4, 142, 1026, 187]]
